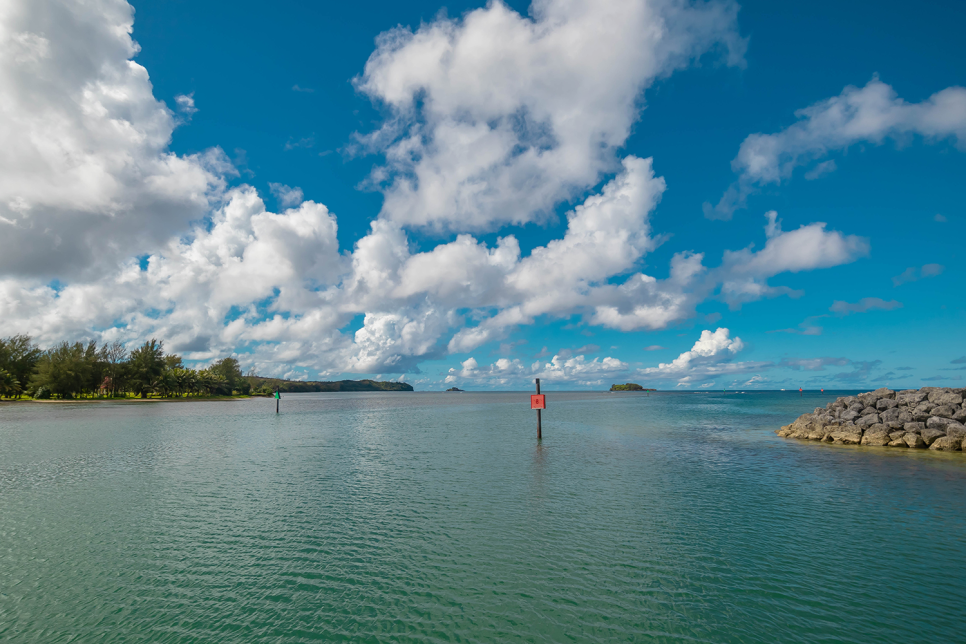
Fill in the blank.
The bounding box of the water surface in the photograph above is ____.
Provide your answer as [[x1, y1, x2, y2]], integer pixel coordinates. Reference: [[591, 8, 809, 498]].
[[2, 391, 965, 643]]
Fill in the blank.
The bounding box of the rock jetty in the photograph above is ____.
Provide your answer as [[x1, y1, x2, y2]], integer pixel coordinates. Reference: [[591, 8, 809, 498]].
[[777, 387, 966, 452]]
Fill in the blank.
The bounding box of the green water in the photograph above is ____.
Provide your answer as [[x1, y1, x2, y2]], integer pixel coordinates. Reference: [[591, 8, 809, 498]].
[[1, 391, 965, 643]]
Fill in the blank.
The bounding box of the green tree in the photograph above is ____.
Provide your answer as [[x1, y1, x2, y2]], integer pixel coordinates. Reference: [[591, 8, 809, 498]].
[[211, 356, 249, 395], [196, 369, 228, 396], [0, 368, 20, 399], [171, 367, 197, 397], [102, 341, 127, 398], [0, 335, 41, 399], [128, 339, 165, 398], [30, 342, 92, 399]]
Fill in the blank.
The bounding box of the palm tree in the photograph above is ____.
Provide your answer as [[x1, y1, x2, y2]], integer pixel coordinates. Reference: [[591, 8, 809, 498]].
[[172, 367, 197, 397], [0, 368, 20, 399]]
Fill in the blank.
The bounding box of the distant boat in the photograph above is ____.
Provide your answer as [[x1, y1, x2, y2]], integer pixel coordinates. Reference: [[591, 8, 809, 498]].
[[445, 387, 464, 392]]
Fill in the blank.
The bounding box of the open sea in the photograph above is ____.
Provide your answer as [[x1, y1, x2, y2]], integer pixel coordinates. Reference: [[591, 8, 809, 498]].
[[1, 390, 965, 643]]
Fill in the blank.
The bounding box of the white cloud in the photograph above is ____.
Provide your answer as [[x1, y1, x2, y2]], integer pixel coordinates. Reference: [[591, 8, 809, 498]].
[[705, 77, 966, 219], [0, 0, 230, 278], [0, 0, 879, 382], [445, 352, 628, 386], [716, 211, 868, 307], [639, 328, 770, 383], [357, 0, 745, 231], [175, 93, 198, 117], [269, 183, 305, 208]]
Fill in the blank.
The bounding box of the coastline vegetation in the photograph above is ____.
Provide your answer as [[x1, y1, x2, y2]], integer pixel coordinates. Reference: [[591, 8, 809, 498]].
[[0, 334, 414, 401], [245, 377, 413, 393], [0, 334, 251, 401]]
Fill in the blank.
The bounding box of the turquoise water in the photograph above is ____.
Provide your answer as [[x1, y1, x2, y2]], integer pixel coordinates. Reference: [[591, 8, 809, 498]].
[[1, 391, 965, 643]]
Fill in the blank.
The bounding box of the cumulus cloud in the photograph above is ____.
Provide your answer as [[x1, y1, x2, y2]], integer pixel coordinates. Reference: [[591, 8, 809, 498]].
[[644, 345, 666, 351], [445, 352, 628, 386], [892, 263, 944, 286], [829, 297, 902, 315], [0, 0, 231, 279], [638, 328, 770, 383], [705, 77, 966, 219], [0, 188, 348, 371], [356, 0, 745, 231]]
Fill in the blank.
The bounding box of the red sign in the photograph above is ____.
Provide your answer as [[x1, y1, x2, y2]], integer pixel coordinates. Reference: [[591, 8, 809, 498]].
[[531, 394, 546, 410]]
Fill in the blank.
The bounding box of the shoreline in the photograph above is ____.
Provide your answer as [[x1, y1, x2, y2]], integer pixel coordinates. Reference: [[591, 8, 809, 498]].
[[0, 395, 259, 404]]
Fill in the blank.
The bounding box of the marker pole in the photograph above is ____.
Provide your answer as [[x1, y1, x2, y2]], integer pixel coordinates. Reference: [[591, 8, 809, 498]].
[[536, 378, 542, 441]]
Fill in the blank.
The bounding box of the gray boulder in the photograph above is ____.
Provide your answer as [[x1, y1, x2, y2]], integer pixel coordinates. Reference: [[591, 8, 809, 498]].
[[897, 410, 914, 424], [897, 391, 927, 405], [880, 407, 901, 423], [903, 433, 926, 448], [912, 403, 935, 421], [928, 391, 963, 406], [848, 402, 865, 413], [944, 423, 966, 441], [876, 398, 899, 411], [861, 424, 891, 446], [927, 416, 957, 431], [954, 409, 966, 423], [921, 427, 946, 446], [904, 422, 925, 434], [858, 392, 880, 406], [889, 430, 906, 441], [930, 405, 956, 419], [828, 428, 863, 444], [929, 436, 962, 451], [857, 413, 880, 427], [840, 409, 859, 422]]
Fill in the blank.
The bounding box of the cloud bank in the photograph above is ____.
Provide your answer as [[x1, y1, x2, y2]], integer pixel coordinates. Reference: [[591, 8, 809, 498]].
[[0, 0, 878, 385]]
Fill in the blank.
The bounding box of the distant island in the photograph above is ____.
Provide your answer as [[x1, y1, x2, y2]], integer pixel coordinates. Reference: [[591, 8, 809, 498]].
[[609, 383, 656, 392], [446, 387, 464, 392], [249, 377, 413, 393]]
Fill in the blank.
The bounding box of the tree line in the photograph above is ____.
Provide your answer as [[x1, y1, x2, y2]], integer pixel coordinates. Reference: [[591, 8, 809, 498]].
[[0, 335, 256, 400]]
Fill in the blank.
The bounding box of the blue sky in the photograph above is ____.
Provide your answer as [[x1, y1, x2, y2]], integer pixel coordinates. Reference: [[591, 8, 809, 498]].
[[0, 0, 963, 389]]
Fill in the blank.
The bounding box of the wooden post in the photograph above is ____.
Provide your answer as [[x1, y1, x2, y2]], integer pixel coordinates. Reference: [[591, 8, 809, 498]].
[[536, 378, 542, 440]]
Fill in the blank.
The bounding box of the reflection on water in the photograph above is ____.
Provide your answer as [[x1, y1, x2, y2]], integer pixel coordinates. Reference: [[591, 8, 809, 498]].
[[1, 391, 965, 643]]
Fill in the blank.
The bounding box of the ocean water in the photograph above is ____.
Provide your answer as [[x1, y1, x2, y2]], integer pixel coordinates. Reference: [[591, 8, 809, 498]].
[[1, 390, 965, 643]]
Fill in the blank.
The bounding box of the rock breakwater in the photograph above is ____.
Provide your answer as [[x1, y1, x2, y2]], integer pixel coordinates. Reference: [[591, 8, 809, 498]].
[[777, 387, 966, 451]]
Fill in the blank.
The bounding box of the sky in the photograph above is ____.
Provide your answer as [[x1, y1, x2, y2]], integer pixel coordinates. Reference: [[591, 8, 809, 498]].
[[0, 0, 964, 390]]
